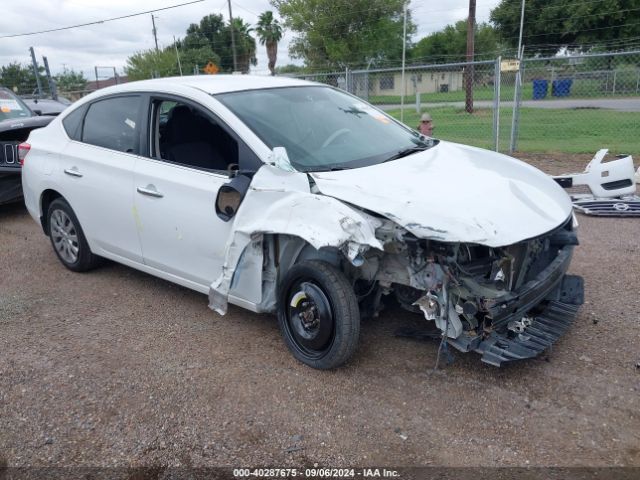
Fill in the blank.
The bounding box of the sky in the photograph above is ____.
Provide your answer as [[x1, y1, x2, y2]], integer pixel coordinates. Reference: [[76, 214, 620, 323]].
[[0, 0, 501, 80]]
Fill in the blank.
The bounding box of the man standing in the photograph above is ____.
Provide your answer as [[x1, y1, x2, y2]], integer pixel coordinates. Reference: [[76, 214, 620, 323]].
[[417, 113, 434, 136]]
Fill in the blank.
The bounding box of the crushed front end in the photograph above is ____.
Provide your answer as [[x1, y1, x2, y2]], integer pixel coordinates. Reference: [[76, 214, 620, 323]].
[[359, 215, 584, 366]]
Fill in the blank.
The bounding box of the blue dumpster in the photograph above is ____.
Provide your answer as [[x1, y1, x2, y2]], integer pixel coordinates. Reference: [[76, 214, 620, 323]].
[[532, 79, 548, 100], [552, 78, 573, 97]]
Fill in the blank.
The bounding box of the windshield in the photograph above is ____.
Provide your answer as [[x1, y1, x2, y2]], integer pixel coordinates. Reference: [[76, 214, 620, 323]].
[[0, 89, 32, 122], [216, 86, 435, 172]]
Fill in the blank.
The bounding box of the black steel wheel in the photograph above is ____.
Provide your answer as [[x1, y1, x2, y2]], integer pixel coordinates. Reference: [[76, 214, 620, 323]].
[[278, 260, 360, 369]]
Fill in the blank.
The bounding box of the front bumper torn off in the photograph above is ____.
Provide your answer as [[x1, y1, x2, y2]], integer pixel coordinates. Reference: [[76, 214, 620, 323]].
[[476, 287, 582, 367], [449, 245, 584, 366]]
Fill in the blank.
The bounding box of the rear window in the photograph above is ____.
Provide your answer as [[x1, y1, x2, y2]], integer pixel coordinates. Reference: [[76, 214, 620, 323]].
[[62, 105, 87, 141], [82, 96, 142, 154]]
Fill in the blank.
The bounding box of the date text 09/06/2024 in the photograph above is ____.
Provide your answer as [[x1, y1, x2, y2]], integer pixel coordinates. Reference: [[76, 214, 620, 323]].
[[233, 468, 400, 478]]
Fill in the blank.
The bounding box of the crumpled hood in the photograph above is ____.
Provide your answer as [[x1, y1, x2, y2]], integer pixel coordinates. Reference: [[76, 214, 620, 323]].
[[311, 141, 573, 247]]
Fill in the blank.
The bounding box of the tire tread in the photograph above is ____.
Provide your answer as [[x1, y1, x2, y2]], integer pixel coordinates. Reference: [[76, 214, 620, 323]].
[[278, 260, 360, 370]]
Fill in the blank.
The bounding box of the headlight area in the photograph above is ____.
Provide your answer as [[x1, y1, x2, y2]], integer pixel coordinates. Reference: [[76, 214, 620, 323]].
[[348, 216, 584, 366]]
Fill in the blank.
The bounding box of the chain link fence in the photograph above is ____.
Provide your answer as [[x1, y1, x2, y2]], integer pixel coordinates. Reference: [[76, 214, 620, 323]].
[[287, 50, 640, 156], [3, 49, 638, 156]]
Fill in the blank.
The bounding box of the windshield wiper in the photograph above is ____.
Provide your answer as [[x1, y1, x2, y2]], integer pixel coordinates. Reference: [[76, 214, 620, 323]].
[[383, 145, 429, 163], [308, 166, 347, 172]]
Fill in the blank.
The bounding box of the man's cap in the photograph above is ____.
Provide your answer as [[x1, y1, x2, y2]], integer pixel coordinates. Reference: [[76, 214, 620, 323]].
[[420, 113, 432, 122]]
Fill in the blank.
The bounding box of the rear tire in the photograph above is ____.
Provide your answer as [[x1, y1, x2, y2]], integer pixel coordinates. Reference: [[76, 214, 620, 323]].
[[47, 198, 100, 272], [277, 260, 360, 369]]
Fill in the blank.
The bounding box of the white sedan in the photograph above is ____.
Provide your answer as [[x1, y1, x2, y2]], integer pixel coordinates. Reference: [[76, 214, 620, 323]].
[[21, 75, 584, 369]]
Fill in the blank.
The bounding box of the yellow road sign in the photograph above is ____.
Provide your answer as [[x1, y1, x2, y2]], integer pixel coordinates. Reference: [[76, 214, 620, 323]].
[[204, 62, 219, 75]]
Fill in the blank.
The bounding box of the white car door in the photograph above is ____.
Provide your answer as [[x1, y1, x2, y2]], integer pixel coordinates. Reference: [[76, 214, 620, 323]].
[[59, 94, 144, 263], [133, 98, 243, 291]]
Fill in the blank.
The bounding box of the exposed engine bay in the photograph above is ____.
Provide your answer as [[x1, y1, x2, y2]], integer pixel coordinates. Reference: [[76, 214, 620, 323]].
[[341, 213, 584, 366], [208, 144, 585, 368]]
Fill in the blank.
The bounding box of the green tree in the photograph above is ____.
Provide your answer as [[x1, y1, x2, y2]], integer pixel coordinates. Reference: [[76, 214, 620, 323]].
[[256, 10, 284, 75], [54, 68, 87, 92], [490, 0, 640, 55], [231, 18, 258, 73], [0, 62, 45, 95], [275, 63, 306, 74], [178, 45, 221, 74], [411, 21, 500, 64], [125, 45, 220, 80], [126, 48, 180, 80], [271, 0, 415, 69], [183, 14, 256, 73]]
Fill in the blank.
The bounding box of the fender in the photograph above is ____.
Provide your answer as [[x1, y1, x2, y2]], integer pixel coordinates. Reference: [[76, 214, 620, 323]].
[[208, 164, 384, 315]]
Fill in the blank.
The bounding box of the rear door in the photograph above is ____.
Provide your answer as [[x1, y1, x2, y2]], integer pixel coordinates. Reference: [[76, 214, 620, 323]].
[[59, 95, 144, 262], [133, 96, 241, 290]]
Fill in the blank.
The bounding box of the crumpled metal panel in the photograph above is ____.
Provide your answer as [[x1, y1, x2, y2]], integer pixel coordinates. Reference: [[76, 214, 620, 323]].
[[208, 164, 384, 315], [312, 141, 573, 247]]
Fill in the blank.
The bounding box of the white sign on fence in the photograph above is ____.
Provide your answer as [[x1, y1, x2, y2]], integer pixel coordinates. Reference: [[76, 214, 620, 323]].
[[501, 59, 521, 72]]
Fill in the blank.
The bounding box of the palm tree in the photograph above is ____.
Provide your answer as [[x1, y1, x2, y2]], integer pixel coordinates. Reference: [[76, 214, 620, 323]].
[[255, 11, 283, 76], [230, 18, 257, 73]]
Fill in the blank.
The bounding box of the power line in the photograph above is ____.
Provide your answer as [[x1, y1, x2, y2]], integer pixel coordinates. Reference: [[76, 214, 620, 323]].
[[0, 0, 205, 39]]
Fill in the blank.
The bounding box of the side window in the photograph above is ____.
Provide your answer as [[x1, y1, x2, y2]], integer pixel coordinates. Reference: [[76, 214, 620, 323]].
[[61, 105, 86, 141], [82, 96, 142, 154], [151, 99, 238, 172]]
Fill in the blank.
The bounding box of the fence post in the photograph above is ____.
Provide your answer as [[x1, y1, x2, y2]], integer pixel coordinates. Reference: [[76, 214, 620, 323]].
[[492, 56, 501, 152], [509, 48, 525, 154], [345, 67, 349, 93]]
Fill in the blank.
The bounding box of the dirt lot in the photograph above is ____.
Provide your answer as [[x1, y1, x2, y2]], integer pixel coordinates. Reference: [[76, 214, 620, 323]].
[[1, 156, 639, 470]]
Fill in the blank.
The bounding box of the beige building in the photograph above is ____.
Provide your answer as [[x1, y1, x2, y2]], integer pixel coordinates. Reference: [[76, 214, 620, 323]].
[[362, 69, 465, 97]]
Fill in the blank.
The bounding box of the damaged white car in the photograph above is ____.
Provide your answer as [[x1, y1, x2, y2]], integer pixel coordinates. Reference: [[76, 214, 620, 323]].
[[21, 76, 584, 369]]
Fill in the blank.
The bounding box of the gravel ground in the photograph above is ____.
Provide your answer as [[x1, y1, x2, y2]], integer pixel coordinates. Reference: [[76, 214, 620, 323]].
[[1, 156, 639, 469]]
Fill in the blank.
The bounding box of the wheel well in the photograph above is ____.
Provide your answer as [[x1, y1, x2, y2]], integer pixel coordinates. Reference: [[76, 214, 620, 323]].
[[40, 189, 63, 235]]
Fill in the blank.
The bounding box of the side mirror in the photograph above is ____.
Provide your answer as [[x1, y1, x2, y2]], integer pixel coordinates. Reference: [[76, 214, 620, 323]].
[[215, 174, 251, 222], [227, 163, 240, 178]]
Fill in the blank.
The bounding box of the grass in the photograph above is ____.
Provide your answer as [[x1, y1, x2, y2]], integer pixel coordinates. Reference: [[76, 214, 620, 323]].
[[368, 82, 640, 105], [387, 106, 640, 154]]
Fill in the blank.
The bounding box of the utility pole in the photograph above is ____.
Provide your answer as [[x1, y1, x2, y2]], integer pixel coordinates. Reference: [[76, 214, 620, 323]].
[[400, 1, 408, 123], [227, 0, 238, 72], [151, 14, 159, 52], [516, 0, 525, 57], [29, 47, 43, 97], [465, 0, 476, 114], [174, 36, 183, 76]]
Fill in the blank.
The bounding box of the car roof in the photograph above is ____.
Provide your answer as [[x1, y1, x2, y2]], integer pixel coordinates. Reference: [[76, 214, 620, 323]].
[[108, 75, 319, 95]]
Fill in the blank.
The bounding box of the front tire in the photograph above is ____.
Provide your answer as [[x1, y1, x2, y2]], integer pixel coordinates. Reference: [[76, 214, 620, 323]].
[[277, 260, 360, 369], [47, 198, 100, 272]]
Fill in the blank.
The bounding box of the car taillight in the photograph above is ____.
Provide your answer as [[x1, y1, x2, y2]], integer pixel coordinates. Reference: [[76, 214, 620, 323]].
[[18, 143, 30, 166]]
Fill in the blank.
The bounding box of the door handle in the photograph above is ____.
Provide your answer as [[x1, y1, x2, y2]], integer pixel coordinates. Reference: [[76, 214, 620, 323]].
[[137, 185, 164, 198], [64, 167, 83, 178]]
